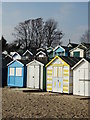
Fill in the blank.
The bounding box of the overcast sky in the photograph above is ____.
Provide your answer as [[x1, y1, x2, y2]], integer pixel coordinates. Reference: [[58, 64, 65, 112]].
[[2, 2, 88, 45]]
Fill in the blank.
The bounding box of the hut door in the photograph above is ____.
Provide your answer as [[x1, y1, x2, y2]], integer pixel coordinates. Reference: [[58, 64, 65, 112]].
[[28, 66, 34, 88], [57, 67, 63, 92], [52, 66, 63, 92], [34, 65, 39, 89]]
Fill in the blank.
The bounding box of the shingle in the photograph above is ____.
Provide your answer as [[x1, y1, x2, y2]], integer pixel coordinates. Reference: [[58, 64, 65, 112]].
[[60, 56, 81, 67]]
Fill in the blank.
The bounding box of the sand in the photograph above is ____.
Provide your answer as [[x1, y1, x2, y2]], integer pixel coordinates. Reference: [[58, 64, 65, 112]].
[[2, 87, 90, 119]]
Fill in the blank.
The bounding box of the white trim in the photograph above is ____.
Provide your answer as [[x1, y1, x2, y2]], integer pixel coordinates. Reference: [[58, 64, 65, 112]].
[[5, 54, 12, 59], [11, 52, 21, 57], [71, 58, 88, 70], [36, 51, 46, 56], [69, 44, 87, 52], [23, 50, 33, 56], [26, 59, 44, 66], [53, 45, 65, 52], [7, 59, 24, 66], [36, 48, 45, 51]]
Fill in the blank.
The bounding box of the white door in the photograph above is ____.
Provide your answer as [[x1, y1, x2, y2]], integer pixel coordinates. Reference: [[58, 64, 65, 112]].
[[79, 68, 90, 96], [34, 66, 39, 89], [28, 66, 34, 88]]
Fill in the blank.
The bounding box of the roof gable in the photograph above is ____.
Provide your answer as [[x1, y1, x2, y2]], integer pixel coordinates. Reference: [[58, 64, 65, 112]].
[[67, 43, 79, 48], [69, 44, 87, 52], [53, 45, 65, 52], [36, 51, 46, 56], [23, 50, 33, 56], [46, 56, 81, 67], [27, 59, 44, 66], [72, 58, 90, 69], [7, 60, 24, 66], [46, 56, 68, 67]]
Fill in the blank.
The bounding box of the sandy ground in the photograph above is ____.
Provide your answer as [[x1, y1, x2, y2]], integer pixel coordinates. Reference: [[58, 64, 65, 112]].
[[2, 87, 90, 119]]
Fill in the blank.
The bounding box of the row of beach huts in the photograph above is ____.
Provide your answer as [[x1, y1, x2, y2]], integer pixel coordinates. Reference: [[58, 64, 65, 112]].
[[2, 41, 90, 96]]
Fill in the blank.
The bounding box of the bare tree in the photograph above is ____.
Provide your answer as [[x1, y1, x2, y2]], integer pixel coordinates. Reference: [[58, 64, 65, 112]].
[[12, 18, 64, 49], [44, 19, 63, 47], [81, 30, 90, 43]]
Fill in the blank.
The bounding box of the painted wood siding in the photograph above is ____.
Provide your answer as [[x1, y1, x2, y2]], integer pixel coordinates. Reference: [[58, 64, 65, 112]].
[[27, 60, 44, 90], [46, 57, 71, 93], [47, 66, 53, 91], [7, 61, 25, 87], [53, 47, 65, 57], [73, 61, 90, 96], [70, 48, 84, 57]]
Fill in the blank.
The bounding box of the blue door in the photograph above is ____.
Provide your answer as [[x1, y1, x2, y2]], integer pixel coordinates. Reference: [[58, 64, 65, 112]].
[[52, 66, 63, 93], [9, 76, 15, 85], [15, 67, 23, 87]]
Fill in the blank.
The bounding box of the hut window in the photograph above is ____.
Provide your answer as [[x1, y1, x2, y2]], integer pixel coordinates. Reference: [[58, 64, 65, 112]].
[[16, 68, 22, 76], [10, 68, 14, 76]]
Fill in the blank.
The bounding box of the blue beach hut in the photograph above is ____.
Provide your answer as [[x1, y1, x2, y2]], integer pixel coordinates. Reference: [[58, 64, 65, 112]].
[[7, 59, 30, 87]]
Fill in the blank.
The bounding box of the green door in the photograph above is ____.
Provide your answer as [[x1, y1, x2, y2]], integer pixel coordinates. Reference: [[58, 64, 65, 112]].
[[73, 51, 80, 57]]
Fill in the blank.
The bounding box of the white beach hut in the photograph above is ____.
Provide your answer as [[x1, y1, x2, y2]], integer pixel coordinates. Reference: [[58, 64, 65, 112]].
[[72, 58, 90, 96], [26, 59, 46, 90]]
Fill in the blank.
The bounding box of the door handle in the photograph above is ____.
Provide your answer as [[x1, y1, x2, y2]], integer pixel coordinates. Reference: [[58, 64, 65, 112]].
[[33, 76, 34, 78]]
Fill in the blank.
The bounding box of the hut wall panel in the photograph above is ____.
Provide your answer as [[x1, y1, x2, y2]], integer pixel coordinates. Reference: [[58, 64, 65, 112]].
[[85, 81, 90, 96], [40, 66, 43, 89], [47, 66, 53, 91], [73, 61, 90, 96]]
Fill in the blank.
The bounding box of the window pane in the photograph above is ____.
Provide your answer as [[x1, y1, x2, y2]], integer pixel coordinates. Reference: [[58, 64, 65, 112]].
[[10, 68, 14, 76], [73, 52, 80, 57], [16, 68, 22, 76]]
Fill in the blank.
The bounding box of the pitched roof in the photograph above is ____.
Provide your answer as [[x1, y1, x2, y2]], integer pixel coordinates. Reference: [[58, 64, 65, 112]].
[[69, 44, 87, 52], [67, 42, 79, 48], [61, 46, 72, 51], [23, 50, 33, 56], [81, 42, 90, 48], [60, 56, 81, 67], [46, 56, 81, 67], [36, 51, 46, 56], [72, 57, 90, 69], [53, 45, 65, 51], [7, 59, 33, 66]]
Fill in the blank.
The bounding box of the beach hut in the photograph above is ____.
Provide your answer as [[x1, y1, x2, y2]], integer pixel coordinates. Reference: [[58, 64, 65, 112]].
[[10, 52, 21, 60], [7, 59, 29, 87], [53, 45, 71, 57], [72, 58, 90, 96], [22, 49, 33, 60], [46, 56, 80, 94], [26, 59, 47, 90]]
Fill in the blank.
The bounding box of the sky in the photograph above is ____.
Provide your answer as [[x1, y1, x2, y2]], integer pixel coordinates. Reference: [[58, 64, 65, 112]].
[[2, 2, 88, 45]]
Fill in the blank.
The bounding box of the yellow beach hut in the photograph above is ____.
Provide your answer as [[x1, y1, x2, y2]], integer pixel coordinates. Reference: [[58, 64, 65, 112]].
[[46, 56, 80, 94]]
